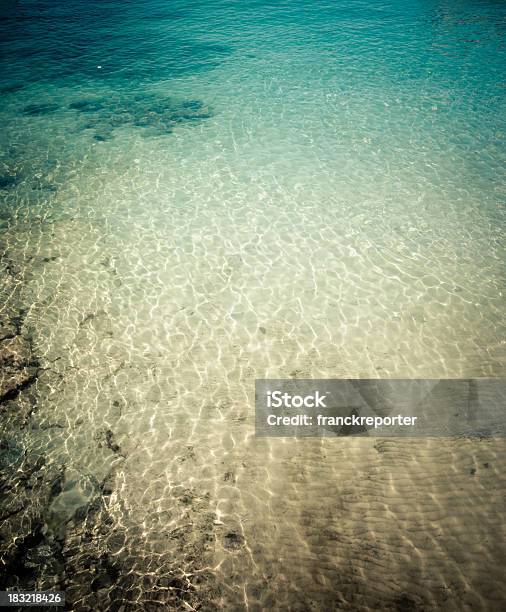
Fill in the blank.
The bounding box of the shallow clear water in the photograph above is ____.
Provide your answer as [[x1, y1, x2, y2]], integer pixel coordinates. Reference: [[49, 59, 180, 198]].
[[1, 0, 505, 609]]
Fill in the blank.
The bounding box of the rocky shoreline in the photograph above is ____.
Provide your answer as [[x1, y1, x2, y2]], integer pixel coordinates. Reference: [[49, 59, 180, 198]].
[[0, 246, 60, 597], [0, 233, 215, 611]]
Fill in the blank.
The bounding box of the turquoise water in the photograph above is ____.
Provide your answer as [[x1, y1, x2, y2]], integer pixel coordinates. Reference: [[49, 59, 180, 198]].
[[1, 0, 505, 609], [1, 0, 505, 376]]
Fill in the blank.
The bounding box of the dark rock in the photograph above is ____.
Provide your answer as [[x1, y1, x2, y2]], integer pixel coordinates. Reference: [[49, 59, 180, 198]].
[[10, 310, 27, 334], [97, 428, 125, 457], [0, 437, 25, 471], [69, 99, 104, 112], [392, 593, 421, 611], [45, 469, 100, 538], [223, 531, 245, 550], [0, 524, 44, 589], [0, 82, 24, 94], [105, 429, 120, 454], [100, 471, 115, 496], [22, 103, 59, 116], [0, 335, 39, 404], [180, 99, 204, 111], [81, 94, 212, 138], [31, 178, 57, 192], [0, 174, 19, 189], [0, 323, 16, 341]]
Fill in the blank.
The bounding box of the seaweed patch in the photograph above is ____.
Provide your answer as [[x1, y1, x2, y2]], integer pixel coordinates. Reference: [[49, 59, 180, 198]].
[[22, 103, 60, 116], [71, 93, 212, 139]]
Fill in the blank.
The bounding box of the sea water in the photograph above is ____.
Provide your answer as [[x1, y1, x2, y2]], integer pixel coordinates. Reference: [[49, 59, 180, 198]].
[[1, 0, 505, 609]]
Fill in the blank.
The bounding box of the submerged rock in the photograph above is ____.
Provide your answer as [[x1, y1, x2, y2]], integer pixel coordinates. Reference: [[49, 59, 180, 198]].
[[0, 82, 24, 94], [69, 98, 104, 112], [223, 531, 245, 550], [92, 133, 109, 142], [45, 469, 100, 539], [0, 174, 19, 189], [0, 437, 24, 471], [22, 103, 59, 116], [0, 335, 38, 403], [0, 456, 65, 591], [77, 93, 212, 138]]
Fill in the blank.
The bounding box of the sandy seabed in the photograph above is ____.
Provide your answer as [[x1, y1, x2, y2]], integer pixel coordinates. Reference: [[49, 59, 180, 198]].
[[1, 198, 505, 610]]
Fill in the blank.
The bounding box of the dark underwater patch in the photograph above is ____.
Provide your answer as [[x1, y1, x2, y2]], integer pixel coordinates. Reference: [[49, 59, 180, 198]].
[[22, 103, 59, 116], [30, 178, 57, 192], [0, 174, 19, 189], [69, 99, 105, 112], [0, 437, 24, 470], [79, 94, 212, 139], [0, 82, 24, 94]]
